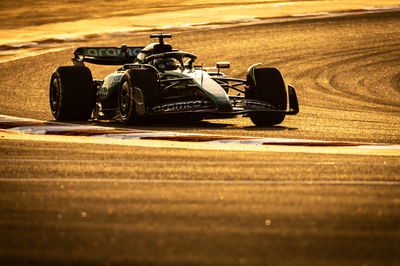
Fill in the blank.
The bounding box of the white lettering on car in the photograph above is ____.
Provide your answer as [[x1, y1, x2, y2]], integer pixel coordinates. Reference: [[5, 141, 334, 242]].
[[84, 48, 142, 57], [106, 49, 118, 56], [86, 49, 98, 57], [99, 48, 106, 56], [130, 48, 142, 56], [152, 100, 211, 112]]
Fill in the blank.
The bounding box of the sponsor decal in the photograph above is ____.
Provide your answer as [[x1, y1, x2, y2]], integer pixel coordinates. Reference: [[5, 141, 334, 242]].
[[99, 86, 108, 96], [84, 47, 142, 57], [99, 75, 122, 96], [244, 100, 273, 110], [152, 100, 212, 112]]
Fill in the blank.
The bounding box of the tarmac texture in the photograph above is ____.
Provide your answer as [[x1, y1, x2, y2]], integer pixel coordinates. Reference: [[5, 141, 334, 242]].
[[0, 10, 399, 266]]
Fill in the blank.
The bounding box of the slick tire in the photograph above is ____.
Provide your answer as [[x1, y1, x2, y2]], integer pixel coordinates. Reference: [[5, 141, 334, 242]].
[[246, 68, 287, 126], [118, 69, 160, 124], [49, 66, 96, 121]]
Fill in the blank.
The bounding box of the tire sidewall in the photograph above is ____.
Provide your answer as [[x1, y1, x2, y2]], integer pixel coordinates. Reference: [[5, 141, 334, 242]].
[[49, 72, 62, 119], [118, 69, 160, 124], [118, 74, 136, 123]]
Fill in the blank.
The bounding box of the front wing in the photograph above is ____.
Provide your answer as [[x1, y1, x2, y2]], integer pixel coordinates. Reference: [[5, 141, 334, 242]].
[[149, 85, 299, 116]]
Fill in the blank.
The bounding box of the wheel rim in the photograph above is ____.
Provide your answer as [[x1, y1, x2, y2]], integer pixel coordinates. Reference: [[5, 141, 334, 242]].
[[50, 76, 60, 115], [119, 80, 132, 118]]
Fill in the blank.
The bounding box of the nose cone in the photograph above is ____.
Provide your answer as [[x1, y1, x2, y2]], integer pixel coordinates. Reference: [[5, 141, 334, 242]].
[[190, 71, 233, 112]]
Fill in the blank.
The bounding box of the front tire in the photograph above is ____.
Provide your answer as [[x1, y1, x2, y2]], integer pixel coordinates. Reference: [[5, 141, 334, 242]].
[[118, 69, 160, 124], [246, 67, 287, 126], [49, 66, 96, 121]]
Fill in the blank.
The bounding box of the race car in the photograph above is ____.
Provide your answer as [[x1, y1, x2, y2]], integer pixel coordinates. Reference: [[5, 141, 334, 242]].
[[49, 33, 299, 126]]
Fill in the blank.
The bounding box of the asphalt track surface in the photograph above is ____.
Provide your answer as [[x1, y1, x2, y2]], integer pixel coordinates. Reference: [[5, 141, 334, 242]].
[[0, 11, 400, 266]]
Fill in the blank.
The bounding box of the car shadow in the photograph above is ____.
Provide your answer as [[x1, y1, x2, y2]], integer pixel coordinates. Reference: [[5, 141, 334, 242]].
[[243, 125, 298, 131], [88, 119, 234, 131], [66, 119, 297, 132]]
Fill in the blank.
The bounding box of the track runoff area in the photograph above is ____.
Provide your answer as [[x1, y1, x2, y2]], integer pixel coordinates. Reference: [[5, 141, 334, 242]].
[[1, 115, 399, 157]]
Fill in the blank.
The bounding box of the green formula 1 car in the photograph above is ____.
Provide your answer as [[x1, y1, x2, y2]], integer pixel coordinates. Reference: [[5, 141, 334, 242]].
[[50, 33, 299, 126]]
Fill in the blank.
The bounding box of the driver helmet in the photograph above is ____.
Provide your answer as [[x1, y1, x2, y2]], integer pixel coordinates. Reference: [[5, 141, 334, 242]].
[[152, 58, 177, 71]]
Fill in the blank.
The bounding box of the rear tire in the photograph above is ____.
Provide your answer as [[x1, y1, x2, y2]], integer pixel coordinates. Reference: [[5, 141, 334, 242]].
[[246, 68, 287, 126], [49, 66, 96, 121], [118, 69, 160, 124]]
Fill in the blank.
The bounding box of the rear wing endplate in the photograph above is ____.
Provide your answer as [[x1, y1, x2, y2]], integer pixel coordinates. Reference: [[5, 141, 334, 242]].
[[73, 46, 144, 65]]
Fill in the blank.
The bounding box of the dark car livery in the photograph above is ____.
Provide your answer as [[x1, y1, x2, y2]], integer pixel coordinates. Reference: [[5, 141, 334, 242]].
[[50, 34, 299, 126]]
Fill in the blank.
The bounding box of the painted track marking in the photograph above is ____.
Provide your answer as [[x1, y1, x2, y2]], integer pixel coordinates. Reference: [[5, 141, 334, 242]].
[[1, 114, 400, 155]]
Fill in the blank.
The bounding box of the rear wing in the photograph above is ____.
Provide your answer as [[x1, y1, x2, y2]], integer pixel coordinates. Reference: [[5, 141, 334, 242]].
[[73, 46, 144, 65]]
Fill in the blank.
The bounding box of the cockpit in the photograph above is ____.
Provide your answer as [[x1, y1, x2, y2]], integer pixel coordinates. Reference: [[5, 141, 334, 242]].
[[135, 34, 197, 72]]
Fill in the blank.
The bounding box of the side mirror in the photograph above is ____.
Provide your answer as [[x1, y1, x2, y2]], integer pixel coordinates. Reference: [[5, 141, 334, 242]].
[[216, 62, 230, 69]]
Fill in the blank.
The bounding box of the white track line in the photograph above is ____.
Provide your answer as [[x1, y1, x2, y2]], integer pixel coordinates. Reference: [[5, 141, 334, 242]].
[[1, 115, 400, 155], [0, 177, 398, 186]]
